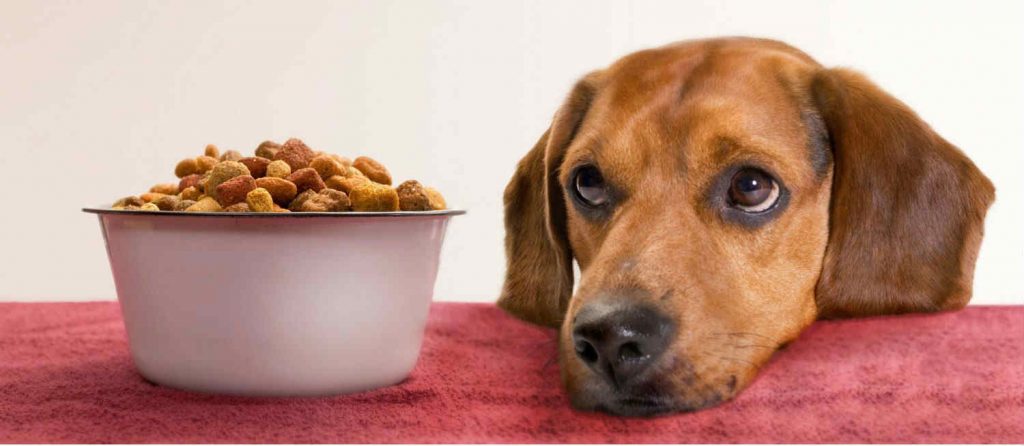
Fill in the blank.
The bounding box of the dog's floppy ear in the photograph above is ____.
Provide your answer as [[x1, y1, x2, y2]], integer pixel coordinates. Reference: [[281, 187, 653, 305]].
[[812, 68, 995, 318], [498, 75, 599, 327]]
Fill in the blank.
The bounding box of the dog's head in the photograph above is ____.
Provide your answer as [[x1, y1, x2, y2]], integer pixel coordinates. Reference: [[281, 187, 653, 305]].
[[499, 38, 994, 416]]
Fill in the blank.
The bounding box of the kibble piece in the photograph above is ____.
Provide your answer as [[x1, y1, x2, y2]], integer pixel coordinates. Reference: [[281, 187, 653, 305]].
[[112, 196, 145, 209], [195, 155, 218, 174], [204, 161, 250, 200], [246, 188, 275, 212], [204, 144, 220, 159], [273, 138, 316, 171], [185, 196, 222, 212], [220, 150, 243, 162], [254, 177, 298, 205], [325, 175, 369, 194], [333, 153, 358, 167], [173, 199, 196, 211], [288, 189, 318, 211], [178, 174, 203, 192], [346, 165, 366, 178], [150, 183, 179, 195], [265, 159, 292, 178], [255, 140, 281, 160], [140, 192, 167, 203], [154, 195, 181, 211], [349, 182, 399, 211], [298, 189, 351, 212], [175, 158, 199, 178], [239, 157, 271, 178], [424, 187, 446, 210], [215, 175, 257, 206], [287, 167, 326, 193], [396, 180, 432, 211], [140, 203, 160, 211], [310, 155, 345, 180], [353, 156, 392, 185], [180, 186, 202, 201], [223, 202, 251, 212]]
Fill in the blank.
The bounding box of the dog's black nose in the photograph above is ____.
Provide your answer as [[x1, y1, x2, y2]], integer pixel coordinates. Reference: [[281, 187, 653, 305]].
[[571, 303, 674, 387]]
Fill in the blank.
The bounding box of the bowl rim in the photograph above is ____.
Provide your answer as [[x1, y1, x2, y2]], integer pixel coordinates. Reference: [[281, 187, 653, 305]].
[[83, 207, 466, 218]]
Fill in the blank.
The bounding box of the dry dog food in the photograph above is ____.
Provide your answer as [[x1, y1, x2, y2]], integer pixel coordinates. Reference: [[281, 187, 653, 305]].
[[110, 138, 447, 213]]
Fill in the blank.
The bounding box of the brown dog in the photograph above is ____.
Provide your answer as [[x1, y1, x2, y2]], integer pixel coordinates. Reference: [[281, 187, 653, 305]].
[[498, 37, 995, 416]]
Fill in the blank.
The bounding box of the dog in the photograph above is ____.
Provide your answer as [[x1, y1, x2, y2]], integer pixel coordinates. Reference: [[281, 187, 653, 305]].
[[498, 37, 995, 416]]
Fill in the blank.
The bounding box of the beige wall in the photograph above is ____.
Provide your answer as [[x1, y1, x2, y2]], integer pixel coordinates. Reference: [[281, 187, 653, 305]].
[[1, 0, 1021, 304]]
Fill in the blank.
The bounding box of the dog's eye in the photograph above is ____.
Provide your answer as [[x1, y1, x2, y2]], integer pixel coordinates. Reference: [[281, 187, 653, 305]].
[[728, 168, 779, 213], [573, 165, 609, 207]]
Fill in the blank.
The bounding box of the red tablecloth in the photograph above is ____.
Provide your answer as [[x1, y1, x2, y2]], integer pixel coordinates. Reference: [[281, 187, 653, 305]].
[[0, 302, 1021, 443]]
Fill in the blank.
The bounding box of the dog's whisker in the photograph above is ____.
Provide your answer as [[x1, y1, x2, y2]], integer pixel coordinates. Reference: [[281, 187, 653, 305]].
[[713, 355, 758, 368], [723, 343, 777, 350], [709, 331, 777, 343]]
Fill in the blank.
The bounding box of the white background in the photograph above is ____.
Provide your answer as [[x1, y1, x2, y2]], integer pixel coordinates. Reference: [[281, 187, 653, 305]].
[[1, 0, 1021, 305]]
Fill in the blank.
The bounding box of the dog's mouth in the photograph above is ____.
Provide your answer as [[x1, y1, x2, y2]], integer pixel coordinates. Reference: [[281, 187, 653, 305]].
[[597, 396, 683, 417], [570, 369, 736, 417]]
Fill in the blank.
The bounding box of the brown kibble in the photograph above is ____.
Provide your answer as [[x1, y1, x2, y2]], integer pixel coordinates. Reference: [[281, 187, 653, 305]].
[[204, 144, 220, 159], [204, 161, 250, 200], [154, 194, 181, 211], [298, 189, 351, 212], [396, 180, 431, 211], [288, 189, 318, 211], [349, 182, 399, 211], [325, 175, 369, 194], [255, 140, 281, 159], [223, 202, 251, 212], [220, 150, 244, 162], [185, 196, 222, 212], [180, 186, 202, 201], [150, 183, 179, 195], [346, 165, 366, 178], [139, 203, 160, 211], [173, 199, 196, 211], [353, 156, 392, 185], [255, 177, 298, 205], [310, 155, 345, 180], [287, 167, 326, 193], [246, 188, 275, 212], [195, 156, 218, 174], [140, 192, 167, 203], [112, 196, 145, 209], [239, 156, 271, 178], [178, 174, 203, 192], [273, 138, 317, 170], [175, 158, 199, 178], [330, 154, 352, 167], [214, 175, 257, 206], [265, 159, 292, 178], [274, 150, 308, 172], [424, 187, 446, 210]]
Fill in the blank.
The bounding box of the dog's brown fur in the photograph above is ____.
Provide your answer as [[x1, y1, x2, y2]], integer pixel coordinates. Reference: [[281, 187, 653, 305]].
[[499, 37, 994, 415]]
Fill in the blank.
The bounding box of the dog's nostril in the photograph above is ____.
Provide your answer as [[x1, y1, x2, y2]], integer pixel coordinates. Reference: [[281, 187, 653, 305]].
[[575, 339, 599, 364], [618, 341, 647, 362]]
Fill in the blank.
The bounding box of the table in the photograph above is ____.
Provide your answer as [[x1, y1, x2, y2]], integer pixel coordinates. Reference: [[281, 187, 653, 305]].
[[1, 302, 1021, 443]]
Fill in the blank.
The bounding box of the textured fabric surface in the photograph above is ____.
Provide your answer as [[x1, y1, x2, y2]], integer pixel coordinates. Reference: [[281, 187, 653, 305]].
[[0, 302, 1021, 443]]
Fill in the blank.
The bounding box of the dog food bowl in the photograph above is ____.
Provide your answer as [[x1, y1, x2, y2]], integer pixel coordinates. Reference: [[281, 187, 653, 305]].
[[84, 208, 464, 397]]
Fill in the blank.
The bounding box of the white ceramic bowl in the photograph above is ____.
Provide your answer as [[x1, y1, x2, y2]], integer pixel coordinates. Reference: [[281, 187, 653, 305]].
[[84, 208, 463, 397]]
